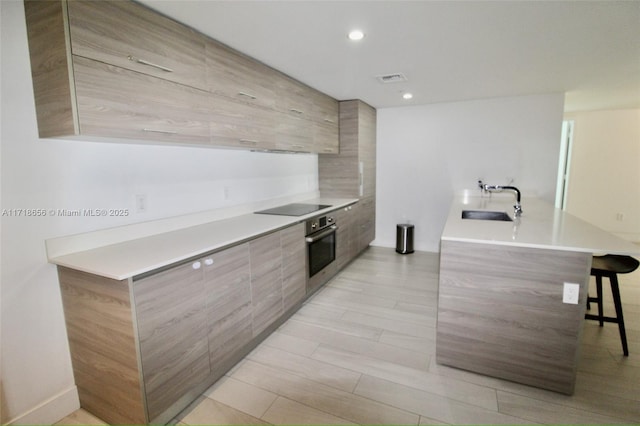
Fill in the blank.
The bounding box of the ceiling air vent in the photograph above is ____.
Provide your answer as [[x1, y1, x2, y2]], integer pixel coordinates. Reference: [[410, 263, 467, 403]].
[[376, 73, 407, 84]]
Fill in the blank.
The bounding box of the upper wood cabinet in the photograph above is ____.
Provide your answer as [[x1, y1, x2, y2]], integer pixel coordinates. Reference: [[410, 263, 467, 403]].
[[24, 0, 210, 143], [24, 0, 340, 153], [205, 39, 278, 109], [209, 95, 276, 150], [74, 56, 210, 143], [319, 100, 376, 198], [67, 0, 207, 90]]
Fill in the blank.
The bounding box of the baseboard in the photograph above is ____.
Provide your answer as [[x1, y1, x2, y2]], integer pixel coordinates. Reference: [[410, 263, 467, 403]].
[[6, 386, 79, 425]]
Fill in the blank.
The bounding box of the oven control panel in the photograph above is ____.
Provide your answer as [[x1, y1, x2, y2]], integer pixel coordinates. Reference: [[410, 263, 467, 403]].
[[306, 214, 335, 235]]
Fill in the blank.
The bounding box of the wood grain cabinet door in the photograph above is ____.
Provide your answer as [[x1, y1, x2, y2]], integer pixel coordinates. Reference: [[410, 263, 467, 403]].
[[205, 39, 278, 109], [73, 56, 210, 144], [250, 232, 284, 336], [132, 260, 210, 422], [67, 0, 207, 90], [335, 205, 357, 270], [209, 95, 276, 150], [274, 112, 313, 152], [281, 224, 306, 312], [310, 91, 339, 154], [357, 196, 376, 253], [202, 244, 253, 376]]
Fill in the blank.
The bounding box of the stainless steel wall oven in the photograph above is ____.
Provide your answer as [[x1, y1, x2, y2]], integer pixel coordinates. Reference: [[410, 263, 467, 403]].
[[305, 213, 338, 293]]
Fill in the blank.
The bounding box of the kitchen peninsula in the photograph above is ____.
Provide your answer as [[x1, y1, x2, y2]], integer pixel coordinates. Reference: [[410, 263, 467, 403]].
[[436, 193, 640, 394]]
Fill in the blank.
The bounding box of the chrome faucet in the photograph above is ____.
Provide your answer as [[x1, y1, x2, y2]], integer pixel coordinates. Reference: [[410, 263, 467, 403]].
[[478, 180, 523, 217]]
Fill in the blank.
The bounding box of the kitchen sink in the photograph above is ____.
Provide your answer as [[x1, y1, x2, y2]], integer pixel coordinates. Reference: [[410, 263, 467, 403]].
[[461, 210, 513, 222]]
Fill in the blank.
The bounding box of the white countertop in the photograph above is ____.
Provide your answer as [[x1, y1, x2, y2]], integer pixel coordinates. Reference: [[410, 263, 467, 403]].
[[49, 198, 357, 280], [442, 194, 639, 255]]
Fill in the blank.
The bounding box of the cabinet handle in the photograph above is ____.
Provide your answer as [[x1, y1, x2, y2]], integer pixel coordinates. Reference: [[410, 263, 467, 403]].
[[238, 91, 257, 100], [323, 118, 335, 123], [192, 261, 202, 270], [289, 108, 304, 115], [323, 148, 335, 153], [128, 55, 174, 73], [143, 128, 177, 135], [291, 144, 305, 149], [239, 139, 258, 145], [204, 258, 214, 266]]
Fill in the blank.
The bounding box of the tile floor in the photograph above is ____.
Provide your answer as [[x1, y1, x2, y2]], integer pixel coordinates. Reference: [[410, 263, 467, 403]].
[[56, 246, 640, 425]]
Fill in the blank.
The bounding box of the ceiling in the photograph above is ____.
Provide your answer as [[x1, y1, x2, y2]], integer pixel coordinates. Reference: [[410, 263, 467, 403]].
[[138, 0, 640, 112]]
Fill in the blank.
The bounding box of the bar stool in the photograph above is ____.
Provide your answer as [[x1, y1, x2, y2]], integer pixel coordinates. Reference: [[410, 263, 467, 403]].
[[585, 254, 639, 356]]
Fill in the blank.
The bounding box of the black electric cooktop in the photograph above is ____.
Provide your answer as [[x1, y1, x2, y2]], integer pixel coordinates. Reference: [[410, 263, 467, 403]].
[[254, 203, 332, 217]]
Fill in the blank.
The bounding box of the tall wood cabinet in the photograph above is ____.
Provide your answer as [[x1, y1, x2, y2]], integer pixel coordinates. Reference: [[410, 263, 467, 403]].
[[24, 0, 339, 153], [320, 100, 377, 256], [56, 224, 307, 425]]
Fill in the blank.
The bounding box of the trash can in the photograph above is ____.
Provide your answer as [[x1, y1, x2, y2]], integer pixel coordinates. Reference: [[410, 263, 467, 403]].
[[396, 224, 414, 254]]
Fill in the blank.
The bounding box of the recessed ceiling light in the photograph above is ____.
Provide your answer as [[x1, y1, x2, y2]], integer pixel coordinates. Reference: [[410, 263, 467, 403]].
[[348, 30, 365, 41], [403, 93, 413, 100]]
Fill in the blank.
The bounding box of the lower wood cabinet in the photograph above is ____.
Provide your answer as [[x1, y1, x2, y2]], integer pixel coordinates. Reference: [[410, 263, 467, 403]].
[[335, 203, 358, 270], [56, 223, 310, 425], [133, 260, 211, 422], [281, 223, 306, 312], [250, 232, 284, 336], [357, 196, 376, 253], [203, 243, 253, 377]]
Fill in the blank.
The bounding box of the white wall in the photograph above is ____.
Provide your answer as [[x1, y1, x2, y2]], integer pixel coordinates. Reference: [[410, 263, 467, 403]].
[[374, 94, 565, 252], [563, 109, 640, 242], [0, 2, 317, 423]]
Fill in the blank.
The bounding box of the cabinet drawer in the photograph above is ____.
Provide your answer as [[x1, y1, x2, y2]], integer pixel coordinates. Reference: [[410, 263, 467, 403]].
[[73, 57, 210, 144], [210, 95, 276, 150], [206, 39, 278, 110], [67, 0, 206, 90]]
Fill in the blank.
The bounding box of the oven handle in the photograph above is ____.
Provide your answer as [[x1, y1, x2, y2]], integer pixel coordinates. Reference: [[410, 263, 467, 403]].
[[305, 225, 338, 243]]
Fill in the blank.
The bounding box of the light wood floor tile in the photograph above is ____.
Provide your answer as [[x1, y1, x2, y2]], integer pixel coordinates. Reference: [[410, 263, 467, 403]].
[[261, 396, 356, 425], [282, 314, 430, 370], [231, 359, 420, 425], [278, 318, 381, 353], [419, 415, 450, 425], [354, 374, 529, 425], [291, 310, 383, 341], [261, 331, 320, 357], [180, 397, 269, 425], [497, 390, 633, 424], [340, 310, 435, 338], [309, 294, 437, 325], [314, 284, 397, 308], [54, 409, 107, 425], [329, 277, 435, 306], [204, 376, 278, 419], [311, 344, 498, 410], [247, 345, 362, 392], [379, 329, 436, 355]]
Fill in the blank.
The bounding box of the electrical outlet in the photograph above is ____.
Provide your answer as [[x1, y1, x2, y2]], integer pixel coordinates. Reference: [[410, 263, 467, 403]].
[[616, 212, 624, 222], [563, 282, 580, 304], [223, 186, 230, 200], [135, 194, 147, 213]]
